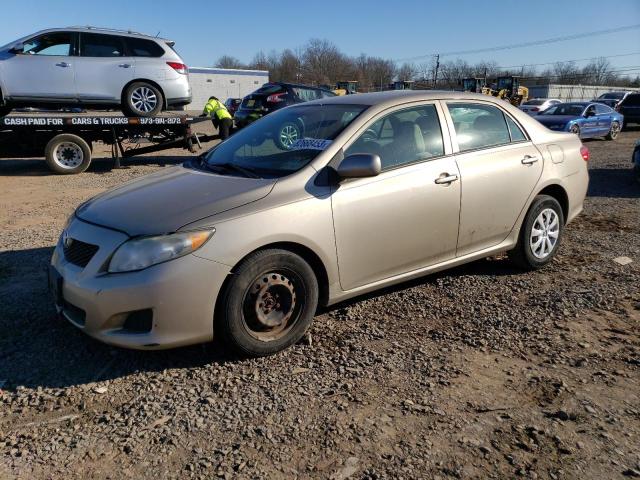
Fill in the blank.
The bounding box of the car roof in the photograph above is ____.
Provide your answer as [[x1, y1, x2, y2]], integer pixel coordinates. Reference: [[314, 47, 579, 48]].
[[266, 82, 333, 91], [302, 90, 524, 108], [27, 27, 172, 42]]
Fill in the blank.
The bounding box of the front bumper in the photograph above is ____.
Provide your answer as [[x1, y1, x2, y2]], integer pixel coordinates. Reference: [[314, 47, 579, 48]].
[[50, 218, 230, 349]]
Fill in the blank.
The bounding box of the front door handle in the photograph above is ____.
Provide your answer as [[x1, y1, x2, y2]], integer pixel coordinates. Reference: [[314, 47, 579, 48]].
[[55, 62, 71, 68], [118, 63, 131, 68], [434, 173, 459, 185], [521, 155, 539, 165]]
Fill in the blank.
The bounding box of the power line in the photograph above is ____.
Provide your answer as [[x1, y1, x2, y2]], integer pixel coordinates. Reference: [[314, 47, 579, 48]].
[[496, 51, 640, 70], [395, 23, 640, 62]]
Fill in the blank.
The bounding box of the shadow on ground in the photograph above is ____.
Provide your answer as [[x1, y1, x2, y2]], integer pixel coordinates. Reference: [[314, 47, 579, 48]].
[[588, 167, 640, 198]]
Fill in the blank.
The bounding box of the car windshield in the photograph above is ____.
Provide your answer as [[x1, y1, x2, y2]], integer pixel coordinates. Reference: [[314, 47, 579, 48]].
[[200, 104, 367, 178], [541, 104, 586, 116]]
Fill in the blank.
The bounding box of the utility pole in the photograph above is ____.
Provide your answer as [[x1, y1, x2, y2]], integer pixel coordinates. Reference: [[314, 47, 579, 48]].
[[433, 54, 440, 89]]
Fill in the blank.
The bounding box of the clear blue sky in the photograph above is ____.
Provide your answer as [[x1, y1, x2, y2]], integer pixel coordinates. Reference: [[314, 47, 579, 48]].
[[2, 0, 639, 73]]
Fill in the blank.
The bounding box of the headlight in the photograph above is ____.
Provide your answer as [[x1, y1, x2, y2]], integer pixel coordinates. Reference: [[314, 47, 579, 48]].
[[108, 229, 214, 273]]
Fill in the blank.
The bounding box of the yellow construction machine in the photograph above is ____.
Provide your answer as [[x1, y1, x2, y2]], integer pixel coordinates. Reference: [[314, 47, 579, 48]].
[[333, 81, 359, 96]]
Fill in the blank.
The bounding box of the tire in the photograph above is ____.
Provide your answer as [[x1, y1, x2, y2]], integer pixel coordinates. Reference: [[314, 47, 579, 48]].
[[605, 121, 620, 141], [45, 134, 92, 174], [508, 195, 564, 270], [123, 82, 163, 117], [275, 121, 302, 150], [0, 106, 11, 117], [569, 124, 580, 137], [217, 249, 319, 357]]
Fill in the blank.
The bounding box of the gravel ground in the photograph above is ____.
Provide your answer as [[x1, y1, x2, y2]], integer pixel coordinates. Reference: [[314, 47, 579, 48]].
[[0, 125, 639, 480]]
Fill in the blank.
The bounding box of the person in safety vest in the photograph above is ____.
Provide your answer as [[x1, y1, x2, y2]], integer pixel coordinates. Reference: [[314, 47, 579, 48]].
[[201, 96, 233, 140]]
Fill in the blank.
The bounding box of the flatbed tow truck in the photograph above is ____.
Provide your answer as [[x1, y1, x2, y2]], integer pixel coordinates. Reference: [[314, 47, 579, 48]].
[[0, 112, 213, 174]]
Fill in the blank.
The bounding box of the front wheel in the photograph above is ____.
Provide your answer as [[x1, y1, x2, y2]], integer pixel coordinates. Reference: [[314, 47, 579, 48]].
[[508, 195, 564, 270], [605, 121, 620, 140], [217, 249, 318, 357], [123, 82, 163, 117]]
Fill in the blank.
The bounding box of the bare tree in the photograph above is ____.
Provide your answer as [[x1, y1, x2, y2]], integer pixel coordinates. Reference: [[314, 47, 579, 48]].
[[396, 62, 417, 81], [215, 55, 245, 69], [581, 57, 615, 85]]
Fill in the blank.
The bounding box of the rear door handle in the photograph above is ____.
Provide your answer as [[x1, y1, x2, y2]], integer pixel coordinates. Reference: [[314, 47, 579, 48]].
[[118, 63, 131, 68], [434, 173, 459, 185], [521, 155, 539, 165], [55, 62, 71, 68]]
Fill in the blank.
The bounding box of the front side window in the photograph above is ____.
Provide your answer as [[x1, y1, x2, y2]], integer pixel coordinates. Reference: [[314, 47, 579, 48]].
[[345, 104, 445, 170], [543, 103, 587, 116], [201, 104, 367, 178], [23, 32, 72, 56], [81, 33, 124, 57], [447, 103, 511, 151]]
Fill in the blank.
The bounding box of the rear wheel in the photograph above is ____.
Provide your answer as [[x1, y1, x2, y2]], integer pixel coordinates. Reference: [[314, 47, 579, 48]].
[[45, 134, 92, 174], [124, 82, 163, 117], [217, 249, 318, 357], [605, 121, 620, 140], [569, 124, 580, 137], [509, 195, 564, 270], [276, 121, 302, 150]]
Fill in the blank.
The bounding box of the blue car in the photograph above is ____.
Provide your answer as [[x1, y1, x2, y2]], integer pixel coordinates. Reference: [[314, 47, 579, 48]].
[[536, 101, 624, 140]]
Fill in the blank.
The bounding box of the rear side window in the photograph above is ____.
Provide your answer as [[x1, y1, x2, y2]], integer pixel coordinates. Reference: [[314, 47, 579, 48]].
[[447, 103, 511, 152], [292, 87, 321, 102], [23, 32, 72, 56], [125, 37, 165, 57], [81, 33, 124, 57], [595, 104, 612, 114]]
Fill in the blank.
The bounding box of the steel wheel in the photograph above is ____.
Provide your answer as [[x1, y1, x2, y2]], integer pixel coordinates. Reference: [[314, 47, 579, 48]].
[[130, 86, 158, 114], [53, 142, 84, 169], [529, 208, 560, 259], [241, 269, 305, 342], [278, 123, 300, 149]]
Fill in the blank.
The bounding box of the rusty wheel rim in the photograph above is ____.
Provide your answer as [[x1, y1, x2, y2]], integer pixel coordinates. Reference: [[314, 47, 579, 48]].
[[242, 270, 303, 342]]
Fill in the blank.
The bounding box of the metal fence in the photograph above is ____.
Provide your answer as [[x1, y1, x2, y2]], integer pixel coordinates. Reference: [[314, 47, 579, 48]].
[[525, 84, 640, 102]]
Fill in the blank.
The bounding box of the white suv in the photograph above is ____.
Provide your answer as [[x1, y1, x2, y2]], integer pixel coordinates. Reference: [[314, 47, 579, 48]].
[[0, 27, 192, 117]]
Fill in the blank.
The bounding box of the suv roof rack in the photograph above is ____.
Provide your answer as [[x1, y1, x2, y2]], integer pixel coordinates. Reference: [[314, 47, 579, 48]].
[[66, 26, 147, 36]]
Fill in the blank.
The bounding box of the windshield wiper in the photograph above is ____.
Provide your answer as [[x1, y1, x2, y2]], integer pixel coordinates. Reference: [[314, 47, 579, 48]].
[[201, 160, 261, 179]]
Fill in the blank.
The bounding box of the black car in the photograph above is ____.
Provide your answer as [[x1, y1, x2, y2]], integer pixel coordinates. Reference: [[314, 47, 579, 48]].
[[594, 91, 629, 109], [224, 98, 242, 117], [615, 92, 640, 128], [234, 82, 337, 136]]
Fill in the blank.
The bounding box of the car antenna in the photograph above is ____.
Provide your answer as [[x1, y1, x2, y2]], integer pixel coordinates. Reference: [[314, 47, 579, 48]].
[[156, 31, 161, 37]]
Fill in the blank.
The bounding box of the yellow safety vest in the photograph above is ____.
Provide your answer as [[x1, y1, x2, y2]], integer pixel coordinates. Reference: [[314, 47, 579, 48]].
[[203, 99, 232, 120]]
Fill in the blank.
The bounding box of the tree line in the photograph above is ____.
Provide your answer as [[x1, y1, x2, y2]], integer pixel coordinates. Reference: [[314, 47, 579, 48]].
[[215, 39, 640, 90]]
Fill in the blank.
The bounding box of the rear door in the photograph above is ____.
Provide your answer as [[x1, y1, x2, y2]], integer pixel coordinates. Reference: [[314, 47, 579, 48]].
[[621, 94, 640, 123], [445, 102, 543, 257], [1, 31, 77, 100], [74, 33, 134, 102]]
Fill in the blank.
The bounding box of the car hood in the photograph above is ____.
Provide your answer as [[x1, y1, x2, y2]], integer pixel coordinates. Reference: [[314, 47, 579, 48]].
[[536, 115, 576, 125], [76, 165, 276, 236]]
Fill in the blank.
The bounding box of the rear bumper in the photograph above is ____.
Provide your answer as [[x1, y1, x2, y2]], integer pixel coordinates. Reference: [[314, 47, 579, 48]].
[[167, 96, 192, 107]]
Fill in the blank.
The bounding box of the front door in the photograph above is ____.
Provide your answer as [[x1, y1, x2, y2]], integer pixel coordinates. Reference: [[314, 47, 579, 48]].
[[331, 103, 461, 291], [1, 31, 76, 100], [446, 102, 543, 256]]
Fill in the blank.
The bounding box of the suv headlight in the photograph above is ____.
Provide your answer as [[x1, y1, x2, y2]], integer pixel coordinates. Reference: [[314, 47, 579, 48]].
[[108, 229, 214, 273]]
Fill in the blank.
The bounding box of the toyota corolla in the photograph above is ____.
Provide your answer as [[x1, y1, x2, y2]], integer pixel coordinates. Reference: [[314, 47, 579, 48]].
[[50, 91, 589, 356]]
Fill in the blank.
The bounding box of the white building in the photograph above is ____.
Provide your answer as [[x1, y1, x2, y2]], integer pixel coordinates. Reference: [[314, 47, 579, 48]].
[[526, 84, 640, 102], [187, 67, 269, 111]]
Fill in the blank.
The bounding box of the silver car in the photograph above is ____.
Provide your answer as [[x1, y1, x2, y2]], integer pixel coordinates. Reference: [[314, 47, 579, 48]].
[[50, 91, 589, 356], [520, 98, 561, 116], [0, 27, 191, 117]]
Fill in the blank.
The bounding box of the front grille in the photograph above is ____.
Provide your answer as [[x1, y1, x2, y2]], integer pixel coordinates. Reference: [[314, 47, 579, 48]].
[[63, 238, 99, 268]]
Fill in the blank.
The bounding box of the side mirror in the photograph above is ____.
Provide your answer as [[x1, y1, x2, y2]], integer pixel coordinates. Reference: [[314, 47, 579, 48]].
[[336, 153, 381, 179], [9, 43, 24, 54]]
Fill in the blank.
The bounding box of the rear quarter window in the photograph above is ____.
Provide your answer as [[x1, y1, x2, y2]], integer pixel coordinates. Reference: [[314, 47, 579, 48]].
[[623, 94, 640, 106], [125, 37, 165, 57]]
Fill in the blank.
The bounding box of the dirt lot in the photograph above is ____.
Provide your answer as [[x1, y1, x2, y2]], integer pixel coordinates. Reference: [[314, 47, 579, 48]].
[[0, 125, 639, 480]]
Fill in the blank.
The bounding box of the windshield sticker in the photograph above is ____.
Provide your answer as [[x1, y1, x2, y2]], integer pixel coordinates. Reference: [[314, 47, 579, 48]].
[[290, 138, 333, 151]]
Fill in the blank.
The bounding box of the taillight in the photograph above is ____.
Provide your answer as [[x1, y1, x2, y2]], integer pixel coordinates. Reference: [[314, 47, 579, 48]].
[[580, 145, 590, 162], [166, 62, 188, 74], [266, 92, 286, 103], [614, 104, 621, 112], [532, 107, 539, 111]]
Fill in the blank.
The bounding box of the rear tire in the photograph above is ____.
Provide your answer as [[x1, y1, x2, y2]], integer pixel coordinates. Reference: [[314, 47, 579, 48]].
[[45, 134, 92, 174], [605, 121, 620, 141], [508, 195, 564, 270], [123, 82, 163, 117], [569, 124, 580, 137], [217, 249, 318, 357]]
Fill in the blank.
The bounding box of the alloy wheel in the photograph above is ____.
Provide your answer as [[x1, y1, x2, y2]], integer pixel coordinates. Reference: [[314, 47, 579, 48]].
[[529, 208, 560, 259], [130, 86, 158, 114]]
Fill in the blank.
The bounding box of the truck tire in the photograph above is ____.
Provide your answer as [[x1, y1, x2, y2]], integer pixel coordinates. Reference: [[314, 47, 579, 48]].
[[123, 82, 163, 117], [45, 134, 92, 174]]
